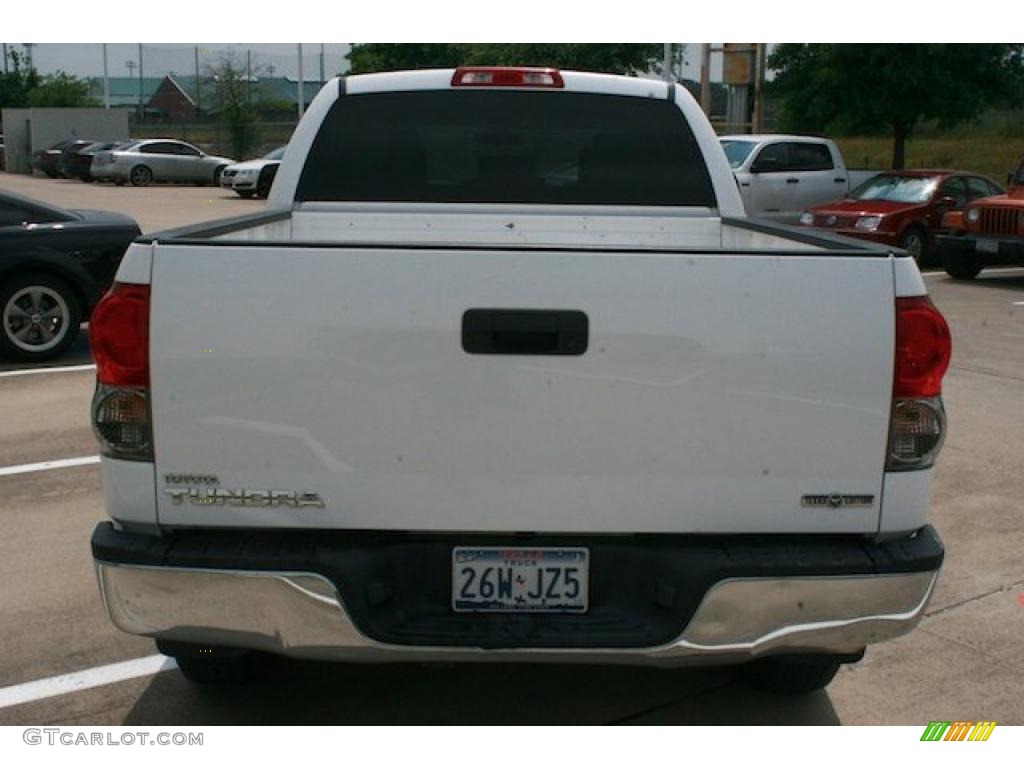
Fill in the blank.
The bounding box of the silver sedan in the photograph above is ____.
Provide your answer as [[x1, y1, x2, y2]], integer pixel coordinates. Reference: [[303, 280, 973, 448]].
[[91, 139, 235, 187]]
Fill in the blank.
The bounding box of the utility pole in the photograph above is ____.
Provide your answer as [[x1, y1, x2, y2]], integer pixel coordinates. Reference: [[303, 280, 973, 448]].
[[2, 44, 8, 75], [102, 44, 110, 109], [663, 43, 673, 83], [137, 43, 144, 121], [194, 46, 201, 118], [751, 43, 766, 133], [23, 43, 34, 72], [699, 43, 712, 117], [297, 43, 305, 120], [246, 49, 252, 104], [319, 43, 325, 86]]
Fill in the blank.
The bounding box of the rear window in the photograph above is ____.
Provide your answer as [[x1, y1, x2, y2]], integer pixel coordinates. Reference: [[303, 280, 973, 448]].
[[296, 90, 716, 207]]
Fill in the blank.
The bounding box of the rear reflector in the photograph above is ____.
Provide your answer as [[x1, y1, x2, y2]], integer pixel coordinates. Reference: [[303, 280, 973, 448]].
[[893, 296, 951, 399], [887, 397, 946, 471], [92, 386, 151, 460], [451, 67, 564, 88], [90, 282, 150, 387]]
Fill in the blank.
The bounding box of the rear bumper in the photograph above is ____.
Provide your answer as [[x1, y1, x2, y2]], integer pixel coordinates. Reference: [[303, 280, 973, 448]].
[[937, 234, 1024, 265], [92, 523, 943, 665]]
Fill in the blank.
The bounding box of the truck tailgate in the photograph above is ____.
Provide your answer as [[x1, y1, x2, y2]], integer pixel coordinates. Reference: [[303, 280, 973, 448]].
[[149, 244, 895, 534]]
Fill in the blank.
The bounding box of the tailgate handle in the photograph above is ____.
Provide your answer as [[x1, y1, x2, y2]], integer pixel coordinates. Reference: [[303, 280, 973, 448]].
[[462, 309, 588, 356]]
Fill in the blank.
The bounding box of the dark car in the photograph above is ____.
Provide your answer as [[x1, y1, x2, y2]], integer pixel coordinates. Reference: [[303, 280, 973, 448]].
[[59, 140, 134, 182], [797, 170, 1004, 263], [0, 189, 140, 362], [32, 139, 95, 178]]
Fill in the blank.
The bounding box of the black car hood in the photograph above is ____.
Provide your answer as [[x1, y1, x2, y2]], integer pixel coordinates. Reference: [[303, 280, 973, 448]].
[[69, 209, 141, 230]]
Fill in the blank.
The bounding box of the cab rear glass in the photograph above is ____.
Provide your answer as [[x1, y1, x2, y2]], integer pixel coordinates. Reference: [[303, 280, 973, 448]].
[[296, 90, 717, 207]]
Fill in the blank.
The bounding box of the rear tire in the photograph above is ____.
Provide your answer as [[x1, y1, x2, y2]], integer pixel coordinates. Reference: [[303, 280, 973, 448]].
[[157, 640, 261, 685], [944, 252, 983, 280], [213, 165, 227, 186], [130, 165, 153, 187], [743, 653, 854, 694]]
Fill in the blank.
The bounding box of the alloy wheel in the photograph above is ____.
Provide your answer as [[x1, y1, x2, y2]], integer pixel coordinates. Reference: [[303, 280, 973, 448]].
[[3, 286, 70, 354]]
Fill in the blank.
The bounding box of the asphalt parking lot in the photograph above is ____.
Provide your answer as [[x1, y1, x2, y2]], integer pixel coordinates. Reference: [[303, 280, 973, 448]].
[[0, 172, 1022, 725]]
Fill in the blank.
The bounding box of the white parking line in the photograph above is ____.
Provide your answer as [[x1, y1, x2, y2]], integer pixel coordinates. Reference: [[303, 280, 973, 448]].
[[922, 267, 1024, 278], [0, 455, 101, 477], [0, 363, 96, 379], [0, 655, 176, 710]]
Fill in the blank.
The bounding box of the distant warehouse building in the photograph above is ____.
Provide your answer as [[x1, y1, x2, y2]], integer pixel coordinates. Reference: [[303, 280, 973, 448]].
[[86, 77, 163, 114]]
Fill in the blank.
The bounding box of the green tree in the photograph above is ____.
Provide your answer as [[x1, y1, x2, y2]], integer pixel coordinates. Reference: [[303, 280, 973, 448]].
[[348, 43, 663, 77], [768, 44, 1024, 169], [0, 49, 39, 109], [27, 71, 97, 108], [205, 54, 261, 160]]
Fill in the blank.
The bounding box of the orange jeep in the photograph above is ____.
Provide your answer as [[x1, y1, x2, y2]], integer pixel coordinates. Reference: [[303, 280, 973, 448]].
[[938, 156, 1024, 279]]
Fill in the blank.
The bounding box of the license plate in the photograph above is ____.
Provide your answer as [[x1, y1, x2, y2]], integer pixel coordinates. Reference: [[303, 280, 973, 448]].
[[452, 547, 589, 613], [977, 238, 1000, 254]]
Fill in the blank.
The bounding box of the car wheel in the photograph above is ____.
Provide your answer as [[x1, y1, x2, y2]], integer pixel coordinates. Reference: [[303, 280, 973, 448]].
[[899, 226, 928, 265], [130, 165, 153, 187], [257, 171, 273, 199], [742, 654, 849, 694], [156, 640, 261, 685], [944, 252, 983, 280], [213, 165, 227, 186], [0, 273, 82, 362]]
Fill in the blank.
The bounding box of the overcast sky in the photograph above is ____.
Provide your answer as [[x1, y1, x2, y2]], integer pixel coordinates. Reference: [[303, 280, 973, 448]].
[[2, 43, 712, 81], [3, 43, 353, 80]]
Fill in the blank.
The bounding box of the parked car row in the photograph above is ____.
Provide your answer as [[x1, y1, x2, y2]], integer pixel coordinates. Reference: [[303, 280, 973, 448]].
[[29, 137, 286, 199], [721, 134, 1007, 267], [31, 138, 236, 187]]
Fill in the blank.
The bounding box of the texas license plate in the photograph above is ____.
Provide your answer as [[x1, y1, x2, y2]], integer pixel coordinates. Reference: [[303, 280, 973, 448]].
[[976, 238, 999, 254], [452, 547, 589, 613]]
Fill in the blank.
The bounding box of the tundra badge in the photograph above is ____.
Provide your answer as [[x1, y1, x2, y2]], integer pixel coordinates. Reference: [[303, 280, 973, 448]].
[[801, 494, 875, 509]]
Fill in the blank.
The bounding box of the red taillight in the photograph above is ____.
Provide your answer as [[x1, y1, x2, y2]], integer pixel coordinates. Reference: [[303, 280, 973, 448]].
[[451, 67, 564, 88], [893, 296, 951, 399], [90, 282, 150, 387], [887, 295, 950, 471]]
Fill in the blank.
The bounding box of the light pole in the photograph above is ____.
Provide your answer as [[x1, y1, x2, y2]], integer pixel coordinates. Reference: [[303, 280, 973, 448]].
[[137, 43, 144, 121], [102, 44, 110, 109], [297, 43, 305, 120]]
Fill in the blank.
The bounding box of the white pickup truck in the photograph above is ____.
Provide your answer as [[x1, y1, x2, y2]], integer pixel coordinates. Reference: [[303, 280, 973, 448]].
[[721, 134, 877, 222], [90, 68, 950, 694]]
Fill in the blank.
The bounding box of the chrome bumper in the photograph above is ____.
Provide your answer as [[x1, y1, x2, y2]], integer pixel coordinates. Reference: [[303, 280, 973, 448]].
[[96, 562, 939, 665]]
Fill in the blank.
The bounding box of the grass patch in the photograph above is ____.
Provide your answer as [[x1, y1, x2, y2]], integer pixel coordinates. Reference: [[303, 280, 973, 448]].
[[836, 136, 1024, 182]]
